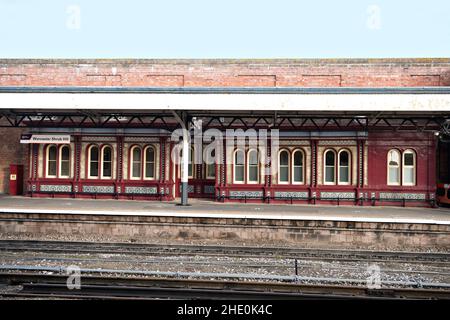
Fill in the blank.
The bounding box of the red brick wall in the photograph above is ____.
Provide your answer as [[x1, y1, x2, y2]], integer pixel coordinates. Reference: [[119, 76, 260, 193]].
[[0, 120, 27, 194], [0, 58, 449, 87]]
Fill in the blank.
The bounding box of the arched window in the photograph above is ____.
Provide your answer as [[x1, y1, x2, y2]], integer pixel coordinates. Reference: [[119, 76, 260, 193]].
[[387, 149, 400, 185], [59, 145, 70, 178], [144, 146, 155, 179], [101, 146, 113, 178], [205, 148, 216, 179], [402, 149, 416, 186], [234, 149, 245, 183], [247, 149, 259, 183], [292, 149, 304, 184], [278, 149, 290, 183], [131, 146, 142, 179], [338, 150, 350, 185], [324, 150, 336, 184], [46, 145, 57, 178], [88, 145, 99, 178]]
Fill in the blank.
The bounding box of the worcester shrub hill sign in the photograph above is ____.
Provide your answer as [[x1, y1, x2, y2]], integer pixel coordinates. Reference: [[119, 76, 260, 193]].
[[20, 134, 70, 144]]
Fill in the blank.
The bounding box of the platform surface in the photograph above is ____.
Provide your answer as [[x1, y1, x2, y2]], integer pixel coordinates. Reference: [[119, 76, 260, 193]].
[[0, 195, 449, 225]]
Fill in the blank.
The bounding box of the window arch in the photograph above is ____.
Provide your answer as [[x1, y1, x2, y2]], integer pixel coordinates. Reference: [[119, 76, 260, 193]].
[[144, 145, 155, 179], [338, 149, 350, 185], [101, 145, 113, 179], [402, 149, 416, 186], [46, 145, 58, 178], [324, 149, 336, 184], [247, 149, 259, 184], [59, 145, 70, 178], [88, 145, 100, 178], [278, 149, 290, 184], [292, 149, 304, 184], [387, 149, 401, 186], [130, 145, 142, 179], [233, 149, 245, 183]]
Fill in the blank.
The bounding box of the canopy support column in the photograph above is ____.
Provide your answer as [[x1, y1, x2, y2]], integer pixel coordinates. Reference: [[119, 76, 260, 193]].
[[172, 111, 190, 206]]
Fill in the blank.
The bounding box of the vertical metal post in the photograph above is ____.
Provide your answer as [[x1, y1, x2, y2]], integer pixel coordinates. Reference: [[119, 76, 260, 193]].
[[172, 111, 190, 206]]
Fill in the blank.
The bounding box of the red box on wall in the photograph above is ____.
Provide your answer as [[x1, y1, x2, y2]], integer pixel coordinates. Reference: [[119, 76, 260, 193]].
[[9, 164, 23, 196]]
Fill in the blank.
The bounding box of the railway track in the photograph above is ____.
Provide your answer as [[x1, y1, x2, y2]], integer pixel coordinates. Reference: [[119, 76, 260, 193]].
[[1, 253, 449, 278], [1, 272, 449, 300], [0, 239, 448, 265]]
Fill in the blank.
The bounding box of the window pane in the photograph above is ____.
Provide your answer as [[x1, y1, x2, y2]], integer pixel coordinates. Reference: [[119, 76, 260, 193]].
[[249, 166, 258, 182], [235, 151, 244, 165], [132, 162, 141, 178], [207, 164, 215, 178], [235, 165, 244, 181], [145, 163, 154, 178], [90, 147, 99, 161], [404, 167, 414, 184], [146, 148, 154, 163], [133, 148, 141, 161], [389, 167, 399, 183], [294, 151, 303, 166], [325, 151, 335, 166], [339, 151, 349, 166], [389, 151, 399, 165], [103, 162, 112, 177], [61, 161, 69, 176], [249, 151, 258, 165], [61, 146, 70, 161], [280, 166, 289, 182], [293, 166, 303, 182], [48, 160, 57, 176], [339, 167, 349, 183], [404, 153, 414, 166], [280, 151, 289, 166], [90, 162, 98, 177], [188, 163, 193, 177], [103, 148, 112, 161], [325, 167, 335, 182], [48, 146, 57, 161]]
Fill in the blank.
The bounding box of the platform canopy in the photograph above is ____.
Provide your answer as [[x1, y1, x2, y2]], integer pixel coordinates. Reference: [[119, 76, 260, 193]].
[[1, 86, 450, 133], [0, 87, 450, 112]]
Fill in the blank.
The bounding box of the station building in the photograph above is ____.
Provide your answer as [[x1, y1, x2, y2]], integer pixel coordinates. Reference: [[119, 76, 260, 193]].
[[0, 58, 450, 207]]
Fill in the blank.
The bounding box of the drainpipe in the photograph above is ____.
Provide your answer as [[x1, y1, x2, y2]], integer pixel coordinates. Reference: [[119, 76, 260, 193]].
[[172, 111, 189, 206]]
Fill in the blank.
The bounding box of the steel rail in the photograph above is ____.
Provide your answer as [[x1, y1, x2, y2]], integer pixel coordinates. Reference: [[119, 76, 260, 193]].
[[1, 271, 449, 300], [0, 240, 448, 264], [1, 265, 449, 290], [1, 253, 449, 277]]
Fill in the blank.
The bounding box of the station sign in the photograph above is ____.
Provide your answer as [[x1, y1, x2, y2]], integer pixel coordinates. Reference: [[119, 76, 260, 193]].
[[20, 134, 71, 144]]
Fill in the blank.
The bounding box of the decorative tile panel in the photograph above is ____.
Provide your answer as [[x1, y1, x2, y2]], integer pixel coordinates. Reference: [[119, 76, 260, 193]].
[[40, 185, 72, 192], [318, 140, 357, 146], [320, 192, 355, 199], [82, 136, 116, 142], [229, 191, 263, 198], [274, 191, 308, 198], [124, 186, 158, 194], [279, 140, 310, 146], [82, 185, 114, 193], [379, 192, 426, 200], [124, 137, 160, 143]]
